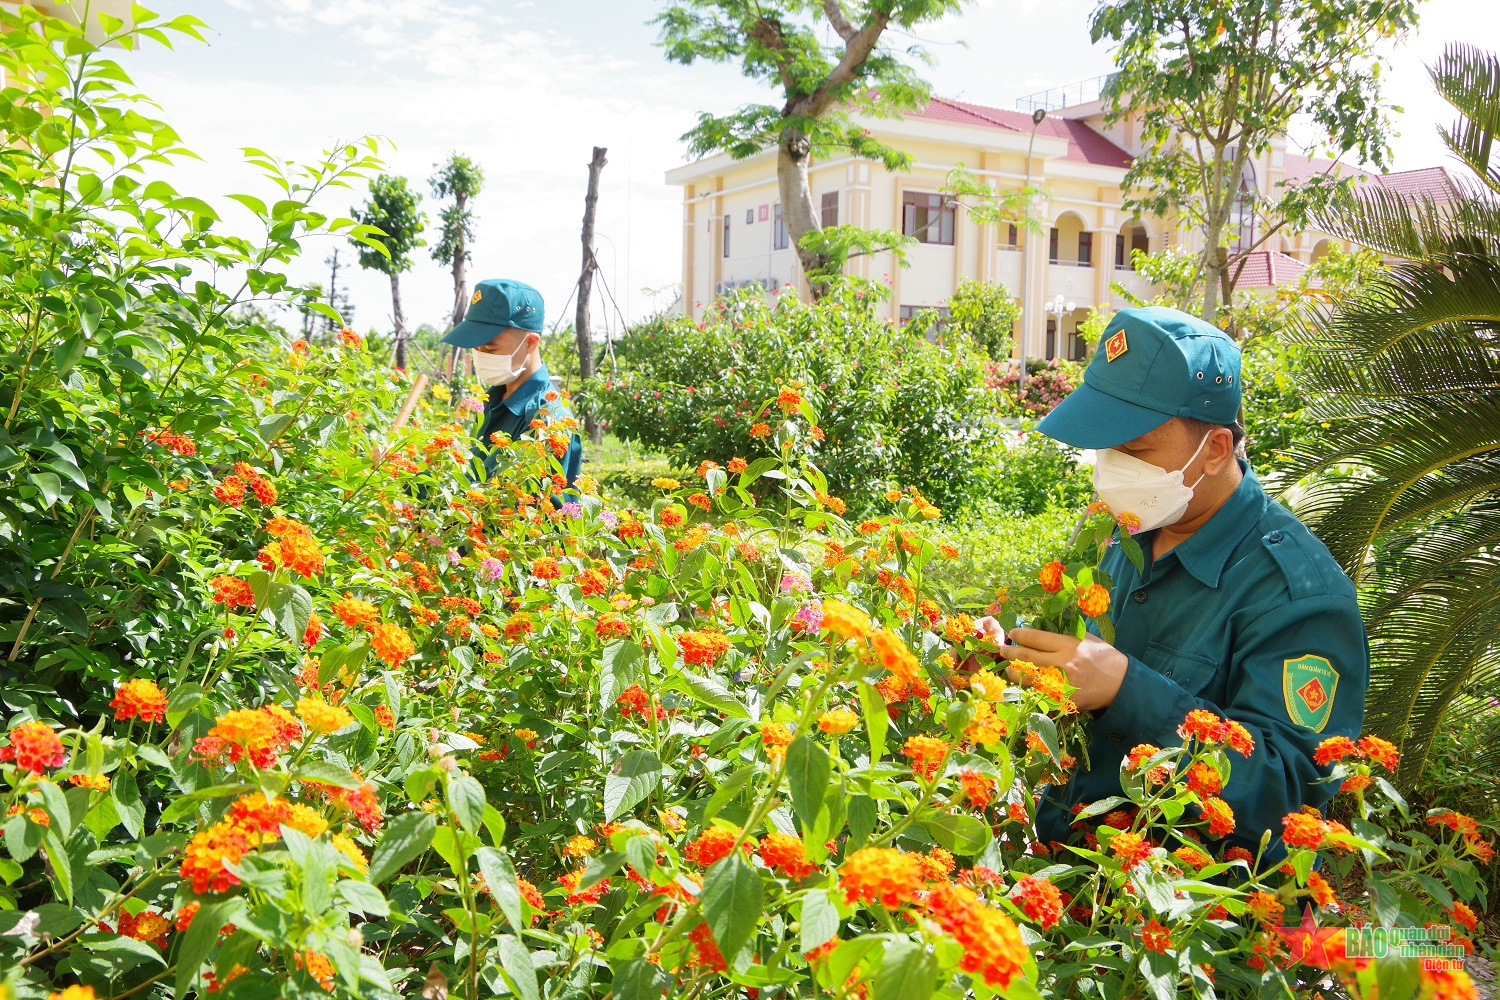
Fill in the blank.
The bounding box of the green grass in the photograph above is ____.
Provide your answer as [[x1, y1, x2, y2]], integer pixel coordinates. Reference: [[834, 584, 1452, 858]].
[[582, 433, 690, 510]]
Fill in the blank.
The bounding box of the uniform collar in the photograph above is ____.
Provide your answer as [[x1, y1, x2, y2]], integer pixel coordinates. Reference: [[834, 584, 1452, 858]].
[[493, 364, 552, 415], [1159, 460, 1267, 588]]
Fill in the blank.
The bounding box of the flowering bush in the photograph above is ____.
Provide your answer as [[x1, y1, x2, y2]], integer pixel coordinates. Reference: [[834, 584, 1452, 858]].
[[0, 10, 1494, 1000], [591, 289, 1007, 514], [985, 359, 1084, 418]]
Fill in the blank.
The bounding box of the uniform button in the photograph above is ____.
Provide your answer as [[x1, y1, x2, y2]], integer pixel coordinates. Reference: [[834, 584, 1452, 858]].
[[1268, 531, 1284, 543], [1133, 590, 1148, 604]]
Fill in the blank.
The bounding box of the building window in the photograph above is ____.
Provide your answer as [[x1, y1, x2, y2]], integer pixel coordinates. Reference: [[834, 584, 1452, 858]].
[[1067, 328, 1088, 361], [902, 192, 955, 245], [745, 208, 754, 225], [773, 202, 788, 250], [1078, 231, 1093, 266], [1007, 224, 1018, 247], [898, 305, 951, 338], [723, 215, 730, 258], [1048, 227, 1059, 262], [1116, 224, 1150, 269], [1229, 156, 1258, 254], [1045, 318, 1057, 360], [820, 191, 839, 229]]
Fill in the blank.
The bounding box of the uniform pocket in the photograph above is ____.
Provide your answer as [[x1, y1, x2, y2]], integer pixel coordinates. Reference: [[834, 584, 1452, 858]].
[[1142, 641, 1220, 695]]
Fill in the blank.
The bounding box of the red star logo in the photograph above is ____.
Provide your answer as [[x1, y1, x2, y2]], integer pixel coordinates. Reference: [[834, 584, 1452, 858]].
[[1297, 678, 1328, 713], [1276, 905, 1366, 973]]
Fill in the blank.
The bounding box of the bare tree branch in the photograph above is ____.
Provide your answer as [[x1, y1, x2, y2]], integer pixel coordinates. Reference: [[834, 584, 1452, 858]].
[[822, 0, 858, 42]]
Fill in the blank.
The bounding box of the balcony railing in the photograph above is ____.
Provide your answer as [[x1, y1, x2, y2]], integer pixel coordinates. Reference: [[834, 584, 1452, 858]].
[[1015, 73, 1120, 113], [1048, 258, 1093, 268]]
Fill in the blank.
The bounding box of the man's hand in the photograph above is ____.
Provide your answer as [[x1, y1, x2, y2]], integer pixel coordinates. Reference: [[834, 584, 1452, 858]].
[[998, 627, 1130, 712]]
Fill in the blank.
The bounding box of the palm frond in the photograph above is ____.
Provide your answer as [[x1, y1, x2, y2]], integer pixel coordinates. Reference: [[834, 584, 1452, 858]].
[[1430, 43, 1500, 195], [1278, 46, 1500, 789]]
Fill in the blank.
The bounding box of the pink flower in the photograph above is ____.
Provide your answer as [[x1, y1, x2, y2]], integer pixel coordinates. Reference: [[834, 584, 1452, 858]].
[[780, 573, 812, 594]]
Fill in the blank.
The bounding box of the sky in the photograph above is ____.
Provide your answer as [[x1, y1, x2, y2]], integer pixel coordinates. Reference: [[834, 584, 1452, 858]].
[[117, 0, 1499, 340]]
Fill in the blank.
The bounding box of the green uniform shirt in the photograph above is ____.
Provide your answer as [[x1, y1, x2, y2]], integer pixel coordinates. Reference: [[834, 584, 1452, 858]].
[[1037, 461, 1369, 859], [474, 364, 583, 487]]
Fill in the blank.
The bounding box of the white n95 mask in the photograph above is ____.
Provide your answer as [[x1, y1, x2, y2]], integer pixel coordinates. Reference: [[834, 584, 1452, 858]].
[[1092, 432, 1211, 531], [471, 347, 525, 386]]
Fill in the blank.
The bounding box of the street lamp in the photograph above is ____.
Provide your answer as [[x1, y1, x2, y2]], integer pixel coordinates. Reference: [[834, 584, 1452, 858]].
[[1044, 294, 1075, 364], [1017, 106, 1046, 393]]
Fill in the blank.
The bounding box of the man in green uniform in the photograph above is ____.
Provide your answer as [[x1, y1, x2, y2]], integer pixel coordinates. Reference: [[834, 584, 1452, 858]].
[[441, 278, 583, 488], [991, 306, 1367, 860]]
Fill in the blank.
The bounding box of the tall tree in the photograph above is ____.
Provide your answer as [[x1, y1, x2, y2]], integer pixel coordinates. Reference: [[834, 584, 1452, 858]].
[[1278, 44, 1500, 784], [431, 153, 485, 331], [655, 0, 966, 294], [575, 147, 608, 445], [351, 173, 427, 369], [1091, 0, 1420, 324]]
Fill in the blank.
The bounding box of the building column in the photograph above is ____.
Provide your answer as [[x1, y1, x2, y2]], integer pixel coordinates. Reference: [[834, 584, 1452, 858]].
[[1093, 228, 1114, 312], [682, 183, 697, 317]]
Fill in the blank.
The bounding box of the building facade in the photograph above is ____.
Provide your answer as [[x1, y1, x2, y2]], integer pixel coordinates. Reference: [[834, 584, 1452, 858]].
[[666, 78, 1454, 363]]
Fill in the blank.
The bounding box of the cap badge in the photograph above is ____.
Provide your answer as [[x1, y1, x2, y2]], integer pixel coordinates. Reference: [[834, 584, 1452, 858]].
[[470, 289, 482, 305], [1105, 329, 1129, 362]]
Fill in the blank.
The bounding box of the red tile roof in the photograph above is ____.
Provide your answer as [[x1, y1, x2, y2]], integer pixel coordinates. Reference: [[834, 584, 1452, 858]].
[[906, 96, 1133, 169], [1364, 165, 1461, 201], [1281, 154, 1458, 201], [1233, 250, 1308, 289]]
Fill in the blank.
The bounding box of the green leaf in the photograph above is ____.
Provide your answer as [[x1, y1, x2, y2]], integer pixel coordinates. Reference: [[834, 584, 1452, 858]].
[[1029, 713, 1061, 766], [921, 813, 991, 856], [336, 879, 389, 916], [476, 846, 524, 932], [446, 774, 486, 832], [164, 682, 204, 728], [604, 750, 662, 821], [675, 671, 750, 719], [28, 471, 63, 507], [858, 681, 887, 763], [871, 938, 938, 1000], [90, 934, 165, 966], [701, 767, 756, 824], [495, 934, 539, 1000], [599, 639, 644, 715], [176, 900, 242, 995], [110, 773, 144, 845], [368, 811, 436, 885], [784, 736, 831, 837], [700, 852, 762, 969], [610, 957, 671, 1000], [800, 889, 839, 953], [295, 759, 362, 789], [1374, 955, 1420, 1000]]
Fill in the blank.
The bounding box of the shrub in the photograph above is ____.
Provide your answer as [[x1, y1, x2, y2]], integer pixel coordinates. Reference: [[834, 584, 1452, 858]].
[[591, 289, 1006, 515], [944, 279, 1018, 360], [984, 358, 1085, 418]]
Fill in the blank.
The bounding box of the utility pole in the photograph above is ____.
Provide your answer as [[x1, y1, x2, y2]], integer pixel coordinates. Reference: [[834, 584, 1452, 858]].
[[324, 249, 344, 339], [575, 146, 608, 445]]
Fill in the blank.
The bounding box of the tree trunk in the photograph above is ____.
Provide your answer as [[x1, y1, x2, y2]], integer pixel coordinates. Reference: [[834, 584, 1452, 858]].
[[576, 146, 608, 445], [445, 191, 471, 380], [777, 126, 829, 297], [1201, 239, 1225, 323], [390, 271, 408, 370]]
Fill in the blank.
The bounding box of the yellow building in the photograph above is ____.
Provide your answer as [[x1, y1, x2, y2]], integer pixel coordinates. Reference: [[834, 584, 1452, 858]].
[[666, 75, 1455, 362]]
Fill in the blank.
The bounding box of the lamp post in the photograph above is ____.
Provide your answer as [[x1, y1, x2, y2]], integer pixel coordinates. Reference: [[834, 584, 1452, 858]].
[[1017, 107, 1047, 394], [1044, 294, 1075, 365]]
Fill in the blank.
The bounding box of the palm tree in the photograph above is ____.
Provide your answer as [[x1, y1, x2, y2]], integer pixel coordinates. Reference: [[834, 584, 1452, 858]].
[[1277, 43, 1500, 787]]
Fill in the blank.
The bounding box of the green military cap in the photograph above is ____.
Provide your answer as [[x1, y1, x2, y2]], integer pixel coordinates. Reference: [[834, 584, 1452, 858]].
[[1037, 306, 1241, 449], [441, 278, 545, 349]]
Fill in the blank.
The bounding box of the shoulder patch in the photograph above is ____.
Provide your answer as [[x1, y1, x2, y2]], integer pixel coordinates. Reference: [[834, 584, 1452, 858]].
[[1261, 523, 1352, 602], [1283, 654, 1339, 731]]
